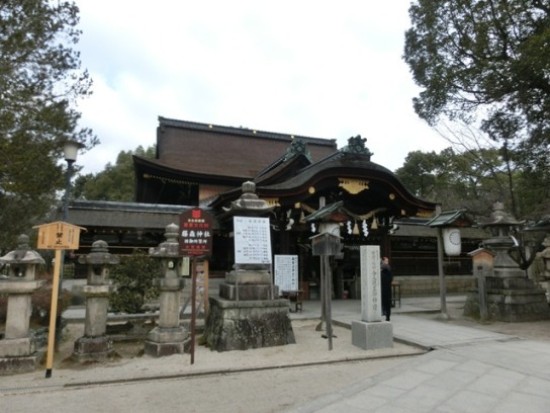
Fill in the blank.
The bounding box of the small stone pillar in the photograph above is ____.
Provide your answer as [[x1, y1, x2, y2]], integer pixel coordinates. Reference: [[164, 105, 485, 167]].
[[464, 248, 495, 321], [0, 234, 45, 375], [72, 240, 119, 363], [144, 223, 187, 357]]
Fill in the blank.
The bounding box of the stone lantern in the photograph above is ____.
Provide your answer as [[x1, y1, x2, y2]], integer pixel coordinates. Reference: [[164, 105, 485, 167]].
[[204, 181, 295, 352], [536, 236, 550, 300], [72, 240, 119, 362], [468, 202, 550, 321], [145, 223, 187, 357], [0, 234, 45, 375]]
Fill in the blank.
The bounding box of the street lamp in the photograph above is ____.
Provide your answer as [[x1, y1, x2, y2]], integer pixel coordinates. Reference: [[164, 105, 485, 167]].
[[56, 140, 82, 344], [62, 140, 82, 221]]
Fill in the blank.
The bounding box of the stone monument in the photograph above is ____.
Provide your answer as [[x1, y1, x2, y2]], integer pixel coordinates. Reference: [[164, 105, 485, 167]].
[[72, 240, 119, 362], [204, 181, 295, 351], [144, 223, 187, 357], [351, 245, 393, 350], [0, 234, 45, 375], [464, 202, 550, 321]]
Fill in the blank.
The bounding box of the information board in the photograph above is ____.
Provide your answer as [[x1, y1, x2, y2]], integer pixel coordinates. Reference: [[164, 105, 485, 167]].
[[233, 216, 272, 264], [274, 255, 299, 292], [179, 208, 214, 256]]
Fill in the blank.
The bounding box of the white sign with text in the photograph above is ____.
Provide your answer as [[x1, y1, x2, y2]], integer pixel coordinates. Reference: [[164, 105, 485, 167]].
[[233, 216, 272, 264], [274, 255, 299, 292]]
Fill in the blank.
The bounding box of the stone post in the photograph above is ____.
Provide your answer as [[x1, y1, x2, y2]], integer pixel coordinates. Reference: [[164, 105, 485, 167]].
[[351, 245, 393, 350], [0, 234, 45, 375], [144, 223, 187, 357], [72, 240, 119, 363]]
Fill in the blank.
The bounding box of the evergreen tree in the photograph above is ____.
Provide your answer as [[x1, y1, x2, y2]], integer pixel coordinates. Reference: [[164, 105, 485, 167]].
[[0, 1, 97, 251]]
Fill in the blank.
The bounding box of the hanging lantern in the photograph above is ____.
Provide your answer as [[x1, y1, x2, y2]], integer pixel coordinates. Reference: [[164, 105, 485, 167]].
[[443, 227, 461, 256]]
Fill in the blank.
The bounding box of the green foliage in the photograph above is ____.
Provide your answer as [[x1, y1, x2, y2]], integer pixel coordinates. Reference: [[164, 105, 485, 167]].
[[74, 145, 156, 202], [0, 1, 97, 252], [109, 250, 161, 314], [404, 1, 550, 147], [396, 147, 513, 216]]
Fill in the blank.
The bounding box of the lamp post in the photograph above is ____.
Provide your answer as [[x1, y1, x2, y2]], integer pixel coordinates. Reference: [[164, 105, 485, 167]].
[[55, 140, 82, 343]]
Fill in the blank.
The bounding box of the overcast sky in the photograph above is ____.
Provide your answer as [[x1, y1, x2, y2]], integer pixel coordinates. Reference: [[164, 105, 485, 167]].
[[74, 1, 448, 175]]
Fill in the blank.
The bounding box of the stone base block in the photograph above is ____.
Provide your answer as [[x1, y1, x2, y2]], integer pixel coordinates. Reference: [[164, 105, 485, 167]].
[[219, 283, 278, 300], [72, 335, 116, 363], [0, 337, 33, 357], [0, 355, 40, 375], [351, 320, 393, 350], [464, 284, 550, 322], [204, 297, 295, 352], [144, 326, 188, 357]]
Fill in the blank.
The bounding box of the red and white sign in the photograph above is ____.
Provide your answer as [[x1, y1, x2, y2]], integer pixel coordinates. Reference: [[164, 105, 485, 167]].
[[179, 208, 214, 256]]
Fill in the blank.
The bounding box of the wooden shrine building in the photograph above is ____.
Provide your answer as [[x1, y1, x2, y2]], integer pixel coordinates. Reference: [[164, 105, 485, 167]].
[[62, 117, 486, 296]]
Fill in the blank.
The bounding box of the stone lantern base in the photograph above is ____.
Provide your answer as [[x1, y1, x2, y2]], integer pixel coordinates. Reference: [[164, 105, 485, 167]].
[[144, 326, 188, 357], [204, 297, 295, 352], [0, 338, 41, 375], [72, 335, 116, 363], [464, 277, 550, 321]]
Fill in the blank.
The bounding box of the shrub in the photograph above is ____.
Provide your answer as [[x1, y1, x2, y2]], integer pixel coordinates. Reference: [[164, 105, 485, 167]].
[[109, 250, 161, 314]]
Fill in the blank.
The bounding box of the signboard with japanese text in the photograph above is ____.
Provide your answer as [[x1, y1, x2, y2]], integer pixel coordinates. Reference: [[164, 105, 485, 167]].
[[233, 216, 272, 264], [179, 208, 214, 256], [35, 221, 84, 250], [274, 255, 299, 292]]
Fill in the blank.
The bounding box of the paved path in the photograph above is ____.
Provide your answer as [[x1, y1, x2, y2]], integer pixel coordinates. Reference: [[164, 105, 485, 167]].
[[286, 299, 550, 412], [2, 296, 550, 412]]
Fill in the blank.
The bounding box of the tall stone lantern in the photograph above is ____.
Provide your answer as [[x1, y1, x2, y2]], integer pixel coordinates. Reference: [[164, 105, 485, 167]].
[[145, 223, 187, 357], [466, 202, 550, 321], [0, 234, 45, 375], [73, 240, 119, 363], [536, 236, 550, 300]]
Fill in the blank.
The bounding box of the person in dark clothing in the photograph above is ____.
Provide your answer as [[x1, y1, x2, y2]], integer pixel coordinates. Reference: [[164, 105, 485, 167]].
[[381, 256, 393, 321]]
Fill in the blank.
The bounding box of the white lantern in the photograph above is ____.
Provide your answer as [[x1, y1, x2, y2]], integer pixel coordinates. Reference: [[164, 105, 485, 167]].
[[443, 227, 461, 256]]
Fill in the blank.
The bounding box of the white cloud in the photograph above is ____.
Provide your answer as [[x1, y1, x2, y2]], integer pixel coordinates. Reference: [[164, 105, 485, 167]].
[[74, 0, 448, 174]]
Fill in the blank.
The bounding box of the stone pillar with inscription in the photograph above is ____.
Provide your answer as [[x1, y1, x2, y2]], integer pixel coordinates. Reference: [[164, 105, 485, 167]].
[[351, 245, 393, 350], [204, 181, 295, 351]]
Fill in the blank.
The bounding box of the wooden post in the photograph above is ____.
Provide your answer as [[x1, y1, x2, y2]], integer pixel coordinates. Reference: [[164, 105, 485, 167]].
[[323, 255, 333, 350], [190, 256, 198, 365], [437, 228, 449, 319], [45, 249, 62, 378]]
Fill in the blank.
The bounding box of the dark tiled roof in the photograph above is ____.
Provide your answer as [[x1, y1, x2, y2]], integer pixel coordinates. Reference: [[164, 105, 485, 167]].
[[156, 117, 338, 179]]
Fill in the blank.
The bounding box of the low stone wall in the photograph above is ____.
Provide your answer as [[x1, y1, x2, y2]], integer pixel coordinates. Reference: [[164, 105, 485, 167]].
[[394, 275, 476, 297]]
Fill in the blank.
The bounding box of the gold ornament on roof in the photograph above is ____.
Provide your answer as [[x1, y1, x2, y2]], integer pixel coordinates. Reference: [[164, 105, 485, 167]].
[[338, 178, 370, 195]]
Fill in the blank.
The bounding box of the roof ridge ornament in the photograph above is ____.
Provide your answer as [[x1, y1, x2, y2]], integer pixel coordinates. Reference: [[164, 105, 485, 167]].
[[283, 137, 312, 162], [341, 135, 373, 159]]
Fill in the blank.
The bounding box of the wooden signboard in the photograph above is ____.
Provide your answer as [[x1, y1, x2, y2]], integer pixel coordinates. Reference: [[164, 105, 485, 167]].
[[33, 221, 85, 378], [36, 221, 84, 250]]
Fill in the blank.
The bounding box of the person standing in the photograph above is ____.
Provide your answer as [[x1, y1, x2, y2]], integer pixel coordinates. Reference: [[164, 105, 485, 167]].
[[381, 256, 393, 321]]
